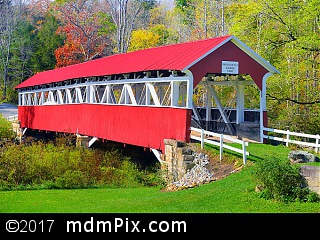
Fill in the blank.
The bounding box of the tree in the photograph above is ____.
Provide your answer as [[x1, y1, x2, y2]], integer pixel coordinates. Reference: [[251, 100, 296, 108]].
[[171, 0, 230, 42], [32, 14, 65, 72], [128, 28, 160, 51], [106, 0, 152, 53], [0, 0, 22, 100], [135, 0, 158, 29], [149, 24, 179, 46], [54, 0, 114, 67], [193, 0, 228, 39], [8, 20, 35, 103], [228, 0, 320, 133], [173, 0, 196, 41]]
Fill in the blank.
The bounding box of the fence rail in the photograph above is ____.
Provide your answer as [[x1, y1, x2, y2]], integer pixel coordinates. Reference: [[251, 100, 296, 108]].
[[5, 114, 18, 122], [263, 127, 320, 153], [190, 127, 249, 164]]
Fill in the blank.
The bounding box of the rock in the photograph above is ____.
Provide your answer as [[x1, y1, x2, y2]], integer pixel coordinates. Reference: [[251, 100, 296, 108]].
[[288, 150, 320, 163], [165, 152, 214, 191]]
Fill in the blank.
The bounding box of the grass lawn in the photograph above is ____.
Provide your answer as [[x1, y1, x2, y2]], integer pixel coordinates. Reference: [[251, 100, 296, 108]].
[[0, 169, 319, 213], [0, 143, 319, 214]]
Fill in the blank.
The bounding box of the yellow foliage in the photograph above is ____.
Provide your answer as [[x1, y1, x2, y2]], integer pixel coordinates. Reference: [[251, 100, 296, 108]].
[[128, 29, 160, 52]]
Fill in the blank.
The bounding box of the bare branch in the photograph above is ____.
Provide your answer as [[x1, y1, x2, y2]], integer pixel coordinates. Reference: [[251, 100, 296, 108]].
[[267, 93, 320, 105]]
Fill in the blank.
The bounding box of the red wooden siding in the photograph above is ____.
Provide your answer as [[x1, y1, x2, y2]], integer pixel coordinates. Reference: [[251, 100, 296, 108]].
[[18, 105, 192, 152], [190, 41, 269, 90]]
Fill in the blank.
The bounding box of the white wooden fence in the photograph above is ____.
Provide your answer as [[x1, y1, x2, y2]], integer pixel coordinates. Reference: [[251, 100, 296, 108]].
[[5, 114, 18, 122], [262, 127, 320, 153], [190, 127, 249, 164]]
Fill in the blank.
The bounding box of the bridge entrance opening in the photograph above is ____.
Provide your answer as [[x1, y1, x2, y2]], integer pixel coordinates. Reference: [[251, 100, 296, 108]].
[[191, 74, 261, 141]]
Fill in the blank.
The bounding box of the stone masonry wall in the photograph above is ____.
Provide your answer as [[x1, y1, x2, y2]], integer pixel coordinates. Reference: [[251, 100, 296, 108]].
[[160, 139, 195, 182], [11, 120, 22, 139]]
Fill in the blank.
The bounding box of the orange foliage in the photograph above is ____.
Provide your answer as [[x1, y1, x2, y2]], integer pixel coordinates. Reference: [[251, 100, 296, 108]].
[[53, 0, 111, 68], [54, 24, 85, 68]]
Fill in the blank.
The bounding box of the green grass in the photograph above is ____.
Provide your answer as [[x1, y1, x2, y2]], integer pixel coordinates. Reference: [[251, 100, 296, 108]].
[[0, 142, 319, 213]]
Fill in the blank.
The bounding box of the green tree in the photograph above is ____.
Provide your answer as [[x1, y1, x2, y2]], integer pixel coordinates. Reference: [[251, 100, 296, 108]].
[[149, 24, 179, 46], [228, 0, 320, 133], [8, 20, 36, 103], [32, 14, 64, 72]]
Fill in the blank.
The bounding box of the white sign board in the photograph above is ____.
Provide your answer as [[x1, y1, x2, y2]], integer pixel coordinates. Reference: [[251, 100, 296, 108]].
[[222, 61, 239, 74]]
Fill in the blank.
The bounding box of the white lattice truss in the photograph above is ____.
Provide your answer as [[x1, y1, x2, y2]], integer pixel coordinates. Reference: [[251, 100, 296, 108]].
[[18, 75, 193, 109]]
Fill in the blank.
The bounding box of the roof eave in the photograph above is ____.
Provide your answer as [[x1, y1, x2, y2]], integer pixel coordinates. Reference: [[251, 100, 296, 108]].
[[230, 35, 280, 74], [182, 35, 233, 72]]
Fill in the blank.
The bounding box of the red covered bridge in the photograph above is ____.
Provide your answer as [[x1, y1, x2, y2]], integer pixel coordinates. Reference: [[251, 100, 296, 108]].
[[15, 35, 279, 155]]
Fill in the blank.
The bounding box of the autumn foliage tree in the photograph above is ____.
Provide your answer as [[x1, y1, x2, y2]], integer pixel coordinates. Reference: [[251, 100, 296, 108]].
[[128, 28, 160, 52], [53, 0, 115, 68], [54, 23, 89, 67]]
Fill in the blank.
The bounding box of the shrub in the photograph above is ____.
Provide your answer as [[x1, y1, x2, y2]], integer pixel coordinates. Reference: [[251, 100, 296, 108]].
[[0, 115, 14, 139], [251, 157, 319, 203], [99, 156, 141, 188], [0, 136, 165, 190], [54, 170, 91, 189], [136, 164, 167, 188]]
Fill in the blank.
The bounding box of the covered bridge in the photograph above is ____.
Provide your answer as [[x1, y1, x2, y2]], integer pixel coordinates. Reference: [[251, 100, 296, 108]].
[[15, 35, 279, 154]]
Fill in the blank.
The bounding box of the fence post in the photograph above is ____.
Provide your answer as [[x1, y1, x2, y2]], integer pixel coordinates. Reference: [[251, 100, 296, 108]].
[[316, 135, 319, 154], [242, 141, 247, 165], [286, 130, 289, 147], [219, 134, 223, 161], [201, 129, 204, 149]]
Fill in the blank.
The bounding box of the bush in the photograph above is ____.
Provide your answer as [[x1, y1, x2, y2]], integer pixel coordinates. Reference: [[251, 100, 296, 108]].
[[99, 154, 150, 188], [54, 170, 91, 189], [0, 115, 14, 139], [0, 136, 165, 190], [251, 157, 319, 203], [136, 164, 167, 188]]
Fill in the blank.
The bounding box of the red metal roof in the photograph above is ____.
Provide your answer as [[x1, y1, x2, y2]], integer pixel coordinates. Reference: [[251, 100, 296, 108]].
[[15, 35, 232, 89]]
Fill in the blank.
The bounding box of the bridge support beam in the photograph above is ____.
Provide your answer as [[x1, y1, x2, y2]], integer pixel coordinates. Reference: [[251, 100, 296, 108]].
[[76, 135, 98, 148], [88, 137, 98, 147], [10, 120, 23, 143]]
